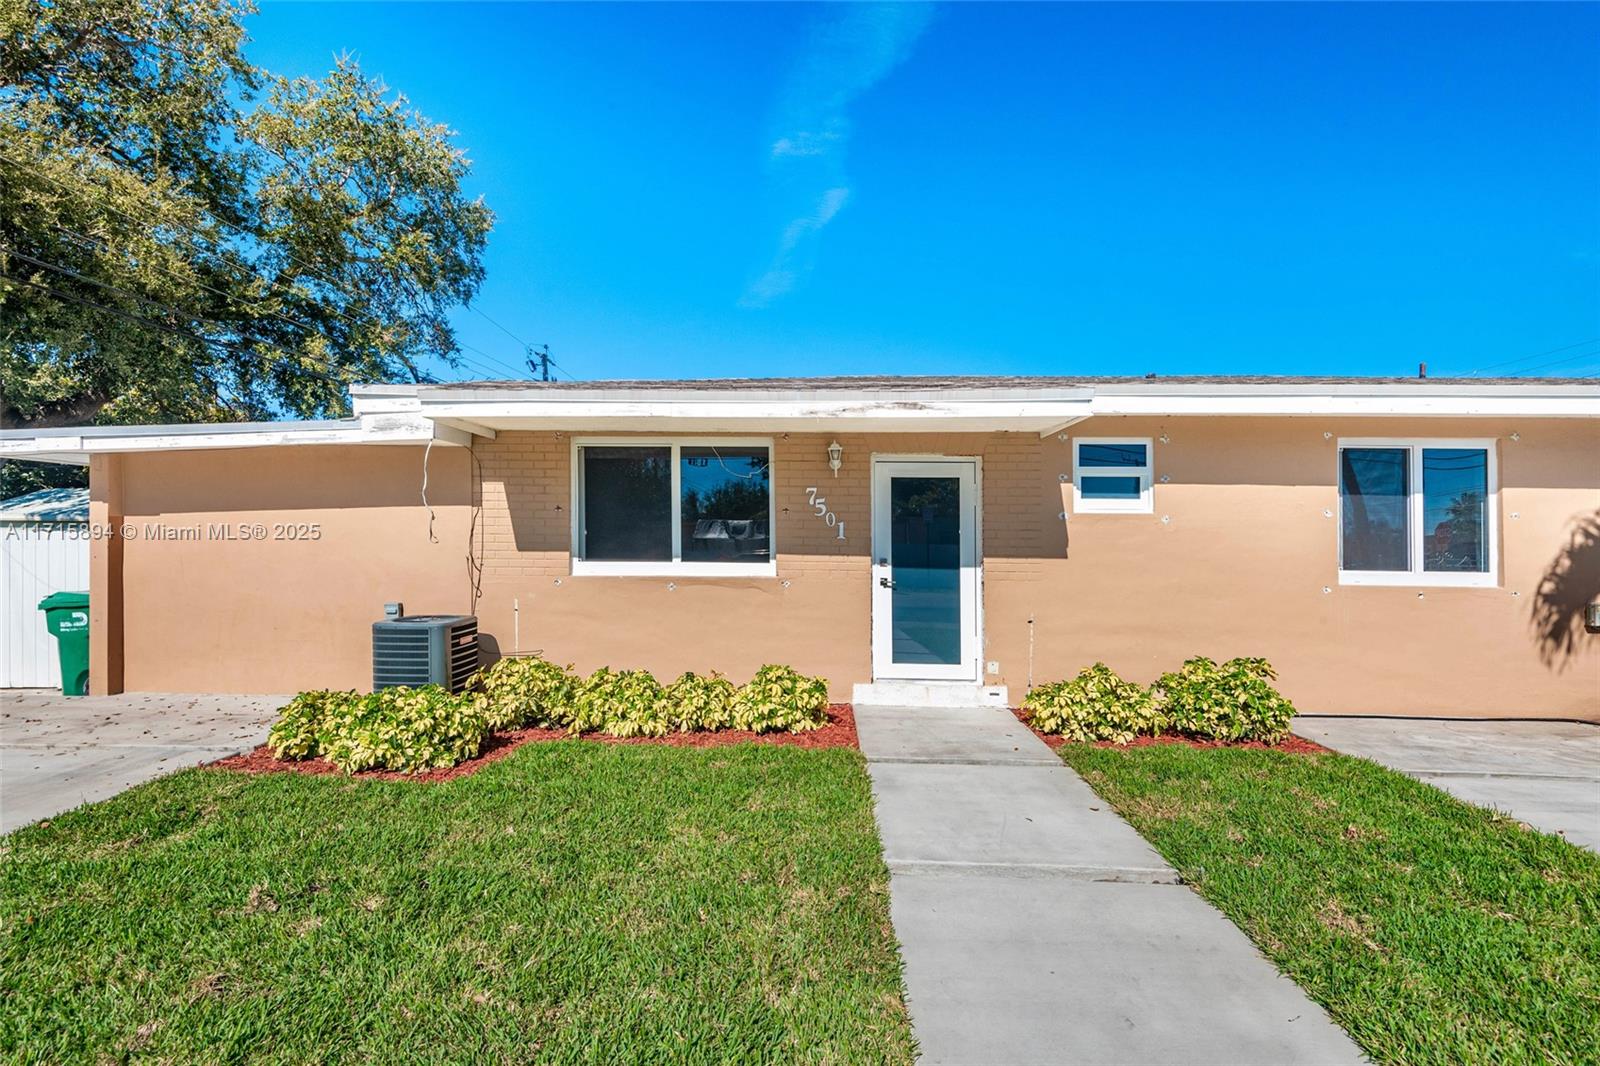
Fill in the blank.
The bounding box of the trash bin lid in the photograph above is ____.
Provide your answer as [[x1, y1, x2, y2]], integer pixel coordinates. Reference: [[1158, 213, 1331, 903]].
[[38, 590, 90, 610]]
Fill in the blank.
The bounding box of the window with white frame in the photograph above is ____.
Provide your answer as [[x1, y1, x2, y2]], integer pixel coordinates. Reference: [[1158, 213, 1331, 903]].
[[572, 439, 775, 575], [1337, 439, 1496, 587], [1072, 437, 1153, 514]]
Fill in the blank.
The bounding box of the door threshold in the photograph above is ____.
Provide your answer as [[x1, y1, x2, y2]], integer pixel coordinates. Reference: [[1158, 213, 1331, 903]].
[[853, 681, 1009, 709]]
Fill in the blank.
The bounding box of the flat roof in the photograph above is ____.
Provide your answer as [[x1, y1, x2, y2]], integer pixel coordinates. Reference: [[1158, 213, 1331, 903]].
[[411, 374, 1598, 393], [5, 374, 1595, 463], [386, 373, 1600, 428]]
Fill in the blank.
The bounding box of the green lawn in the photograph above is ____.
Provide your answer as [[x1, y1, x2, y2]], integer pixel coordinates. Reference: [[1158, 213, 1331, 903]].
[[1, 743, 914, 1064], [1060, 743, 1600, 1066]]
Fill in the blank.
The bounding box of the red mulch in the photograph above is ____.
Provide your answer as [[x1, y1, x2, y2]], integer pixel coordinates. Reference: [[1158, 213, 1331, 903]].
[[207, 704, 859, 782], [1010, 709, 1330, 755]]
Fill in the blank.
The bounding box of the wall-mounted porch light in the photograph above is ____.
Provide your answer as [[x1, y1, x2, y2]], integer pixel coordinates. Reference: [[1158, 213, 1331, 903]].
[[827, 440, 843, 477]]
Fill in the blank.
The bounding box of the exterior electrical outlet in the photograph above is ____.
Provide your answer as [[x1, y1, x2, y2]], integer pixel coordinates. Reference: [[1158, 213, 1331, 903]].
[[372, 614, 478, 693]]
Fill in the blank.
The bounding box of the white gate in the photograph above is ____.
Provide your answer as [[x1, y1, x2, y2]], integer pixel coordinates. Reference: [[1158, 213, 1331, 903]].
[[2, 511, 90, 689]]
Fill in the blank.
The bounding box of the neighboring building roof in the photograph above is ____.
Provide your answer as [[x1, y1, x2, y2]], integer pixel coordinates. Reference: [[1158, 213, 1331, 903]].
[[0, 487, 89, 522]]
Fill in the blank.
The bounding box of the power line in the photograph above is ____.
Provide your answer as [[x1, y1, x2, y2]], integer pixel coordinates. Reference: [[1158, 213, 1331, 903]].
[[3, 148, 531, 377], [3, 240, 317, 339], [1503, 349, 1600, 377], [0, 149, 344, 326], [0, 270, 338, 388], [34, 104, 543, 374], [456, 340, 525, 378], [455, 345, 522, 380], [467, 304, 530, 347], [1461, 337, 1600, 376], [9, 45, 557, 383]]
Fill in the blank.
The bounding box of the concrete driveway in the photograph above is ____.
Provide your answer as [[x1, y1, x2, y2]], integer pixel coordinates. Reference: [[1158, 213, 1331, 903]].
[[1, 689, 284, 834], [1293, 716, 1600, 851]]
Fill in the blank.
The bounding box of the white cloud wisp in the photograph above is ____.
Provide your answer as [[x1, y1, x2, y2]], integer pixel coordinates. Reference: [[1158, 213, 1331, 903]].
[[741, 4, 933, 308]]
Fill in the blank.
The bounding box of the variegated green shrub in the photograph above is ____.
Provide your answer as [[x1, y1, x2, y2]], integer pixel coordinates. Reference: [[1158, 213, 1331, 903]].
[[1155, 656, 1296, 742], [730, 665, 830, 733], [266, 659, 833, 774], [569, 667, 673, 737], [476, 655, 577, 730], [1022, 663, 1162, 744], [316, 685, 490, 774], [662, 671, 737, 732], [266, 689, 351, 760]]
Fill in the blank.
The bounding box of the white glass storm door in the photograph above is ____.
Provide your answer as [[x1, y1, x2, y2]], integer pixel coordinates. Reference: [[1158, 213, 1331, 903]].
[[871, 459, 981, 681]]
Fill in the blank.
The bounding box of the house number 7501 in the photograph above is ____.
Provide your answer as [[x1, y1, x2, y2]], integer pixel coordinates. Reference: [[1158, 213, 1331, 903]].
[[805, 487, 846, 540]]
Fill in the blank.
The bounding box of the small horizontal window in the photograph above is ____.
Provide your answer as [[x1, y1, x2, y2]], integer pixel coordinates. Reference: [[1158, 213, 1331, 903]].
[[1338, 440, 1496, 587], [1073, 438, 1153, 514], [1080, 475, 1143, 500], [574, 440, 775, 576]]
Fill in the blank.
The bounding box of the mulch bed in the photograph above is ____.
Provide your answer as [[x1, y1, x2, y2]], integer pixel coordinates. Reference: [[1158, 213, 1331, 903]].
[[208, 704, 859, 782], [1011, 709, 1330, 755]]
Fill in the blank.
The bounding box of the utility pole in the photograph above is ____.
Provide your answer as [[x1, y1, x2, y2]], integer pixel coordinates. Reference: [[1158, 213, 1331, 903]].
[[527, 344, 551, 382]]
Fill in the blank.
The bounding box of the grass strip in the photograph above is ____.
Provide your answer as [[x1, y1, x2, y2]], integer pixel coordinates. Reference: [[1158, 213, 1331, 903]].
[[1060, 743, 1600, 1066]]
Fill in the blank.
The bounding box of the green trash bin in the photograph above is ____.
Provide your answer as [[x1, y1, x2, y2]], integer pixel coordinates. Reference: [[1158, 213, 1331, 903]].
[[38, 591, 91, 696]]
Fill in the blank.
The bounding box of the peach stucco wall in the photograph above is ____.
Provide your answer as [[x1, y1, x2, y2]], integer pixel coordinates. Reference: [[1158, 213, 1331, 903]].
[[100, 445, 473, 693], [90, 418, 1600, 718]]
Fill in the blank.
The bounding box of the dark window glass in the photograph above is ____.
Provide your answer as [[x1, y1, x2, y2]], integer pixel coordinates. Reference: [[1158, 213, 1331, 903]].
[[1422, 449, 1488, 572], [1080, 475, 1142, 499], [1078, 443, 1148, 467], [1340, 448, 1409, 571], [581, 446, 671, 560], [890, 476, 961, 666], [680, 447, 770, 563]]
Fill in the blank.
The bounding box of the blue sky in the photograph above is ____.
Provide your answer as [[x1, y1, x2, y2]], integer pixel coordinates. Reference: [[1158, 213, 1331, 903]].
[[245, 2, 1600, 382]]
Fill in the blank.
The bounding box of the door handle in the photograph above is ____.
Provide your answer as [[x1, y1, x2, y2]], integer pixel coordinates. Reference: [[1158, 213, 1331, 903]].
[[879, 576, 894, 589]]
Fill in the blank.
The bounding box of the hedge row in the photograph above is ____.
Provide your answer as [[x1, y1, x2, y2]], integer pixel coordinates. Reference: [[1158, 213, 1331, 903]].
[[1022, 657, 1297, 745], [267, 660, 831, 774]]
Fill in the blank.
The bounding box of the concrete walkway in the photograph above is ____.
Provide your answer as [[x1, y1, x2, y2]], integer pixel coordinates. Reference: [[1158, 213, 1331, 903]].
[[1293, 716, 1600, 852], [1, 690, 284, 834], [856, 703, 1363, 1066]]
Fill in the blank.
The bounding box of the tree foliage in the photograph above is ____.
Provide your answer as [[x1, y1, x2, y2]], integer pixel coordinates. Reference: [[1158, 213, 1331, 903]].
[[0, 0, 494, 444]]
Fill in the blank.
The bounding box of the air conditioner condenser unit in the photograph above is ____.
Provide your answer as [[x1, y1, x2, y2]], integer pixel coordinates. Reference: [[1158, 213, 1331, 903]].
[[372, 614, 479, 693]]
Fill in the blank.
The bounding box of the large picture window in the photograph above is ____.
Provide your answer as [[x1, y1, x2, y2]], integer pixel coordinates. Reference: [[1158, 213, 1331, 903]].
[[573, 439, 774, 576], [1338, 439, 1496, 587]]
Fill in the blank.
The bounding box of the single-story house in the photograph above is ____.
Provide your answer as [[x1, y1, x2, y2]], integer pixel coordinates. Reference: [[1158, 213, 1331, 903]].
[[2, 375, 1596, 719]]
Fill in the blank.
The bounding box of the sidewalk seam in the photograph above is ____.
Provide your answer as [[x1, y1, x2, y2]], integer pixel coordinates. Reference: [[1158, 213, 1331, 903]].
[[888, 858, 1182, 884]]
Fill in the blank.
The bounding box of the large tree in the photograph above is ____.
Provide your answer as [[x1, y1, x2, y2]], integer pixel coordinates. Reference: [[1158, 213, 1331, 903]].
[[0, 0, 494, 492]]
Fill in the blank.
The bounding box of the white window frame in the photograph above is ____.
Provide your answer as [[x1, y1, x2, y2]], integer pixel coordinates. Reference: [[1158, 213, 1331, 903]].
[[1336, 437, 1498, 588], [570, 436, 777, 577], [1072, 437, 1154, 514]]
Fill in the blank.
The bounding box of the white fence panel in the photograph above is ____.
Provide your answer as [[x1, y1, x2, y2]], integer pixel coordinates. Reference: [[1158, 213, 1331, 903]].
[[1, 523, 90, 688]]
